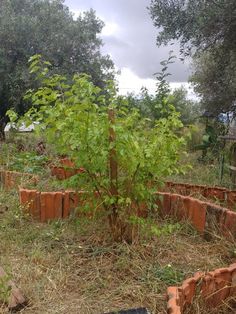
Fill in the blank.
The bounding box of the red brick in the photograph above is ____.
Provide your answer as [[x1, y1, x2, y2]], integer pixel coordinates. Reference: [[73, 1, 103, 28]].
[[223, 211, 236, 239], [40, 192, 63, 221], [204, 187, 226, 202], [211, 268, 231, 304], [19, 189, 40, 219], [226, 191, 236, 209], [63, 191, 71, 218], [166, 264, 236, 313], [54, 192, 63, 219], [205, 203, 227, 234], [200, 273, 216, 306], [229, 264, 236, 296], [40, 193, 53, 221], [60, 158, 75, 168], [181, 278, 197, 305], [170, 194, 188, 220], [187, 198, 206, 232], [162, 192, 172, 216], [167, 287, 182, 314], [56, 167, 66, 180]]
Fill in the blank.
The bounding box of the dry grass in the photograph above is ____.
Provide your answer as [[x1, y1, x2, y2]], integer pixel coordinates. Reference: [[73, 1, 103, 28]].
[[0, 190, 235, 314], [186, 294, 236, 314]]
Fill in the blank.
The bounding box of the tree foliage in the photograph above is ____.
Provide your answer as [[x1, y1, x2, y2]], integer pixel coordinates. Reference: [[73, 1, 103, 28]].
[[190, 48, 236, 115], [149, 0, 236, 54], [149, 0, 236, 115], [8, 55, 186, 242], [0, 0, 113, 139], [170, 87, 200, 124], [126, 60, 200, 126]]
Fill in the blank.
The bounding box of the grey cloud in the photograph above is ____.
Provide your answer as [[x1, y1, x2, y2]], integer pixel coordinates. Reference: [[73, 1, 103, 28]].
[[64, 0, 191, 82], [102, 36, 130, 49]]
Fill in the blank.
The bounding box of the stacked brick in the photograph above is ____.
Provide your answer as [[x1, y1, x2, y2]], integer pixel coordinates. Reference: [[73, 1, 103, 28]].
[[167, 263, 236, 314]]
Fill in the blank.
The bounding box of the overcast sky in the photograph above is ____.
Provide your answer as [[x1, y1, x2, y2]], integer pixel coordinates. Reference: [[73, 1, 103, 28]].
[[64, 0, 195, 98]]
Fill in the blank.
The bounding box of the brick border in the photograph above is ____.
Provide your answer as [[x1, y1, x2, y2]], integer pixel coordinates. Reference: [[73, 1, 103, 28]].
[[157, 192, 236, 239], [0, 170, 38, 190], [165, 181, 236, 210], [50, 158, 85, 180], [19, 189, 85, 222], [19, 187, 236, 239], [167, 263, 236, 314]]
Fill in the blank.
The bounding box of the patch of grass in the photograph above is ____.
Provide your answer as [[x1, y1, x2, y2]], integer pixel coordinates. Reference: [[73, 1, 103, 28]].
[[169, 152, 232, 189]]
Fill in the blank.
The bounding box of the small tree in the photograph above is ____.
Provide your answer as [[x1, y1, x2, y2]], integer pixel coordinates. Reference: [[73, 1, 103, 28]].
[[9, 55, 186, 242]]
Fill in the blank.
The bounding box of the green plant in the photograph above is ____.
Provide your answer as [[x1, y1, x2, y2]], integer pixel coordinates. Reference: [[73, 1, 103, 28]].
[[130, 216, 181, 238], [8, 55, 186, 242], [8, 151, 48, 174], [0, 273, 11, 303], [152, 264, 185, 285]]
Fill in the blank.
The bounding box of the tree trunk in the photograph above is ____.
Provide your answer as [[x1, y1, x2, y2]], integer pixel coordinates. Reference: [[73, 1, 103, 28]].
[[108, 109, 134, 243], [108, 108, 120, 239]]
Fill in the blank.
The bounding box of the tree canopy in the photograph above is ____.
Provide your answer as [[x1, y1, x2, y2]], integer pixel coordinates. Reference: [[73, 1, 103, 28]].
[[190, 47, 236, 115], [149, 0, 236, 115], [149, 0, 236, 54], [126, 86, 200, 125], [0, 0, 113, 139]]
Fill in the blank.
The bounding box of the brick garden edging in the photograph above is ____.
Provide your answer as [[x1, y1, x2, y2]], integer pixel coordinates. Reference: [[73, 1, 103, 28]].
[[19, 187, 236, 239], [165, 181, 236, 210], [157, 192, 236, 239], [167, 263, 236, 314], [19, 189, 148, 222], [0, 170, 38, 190], [19, 189, 84, 222], [50, 158, 85, 180]]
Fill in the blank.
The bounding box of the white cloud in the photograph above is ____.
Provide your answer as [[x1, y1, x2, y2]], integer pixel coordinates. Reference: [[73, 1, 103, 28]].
[[71, 9, 82, 19], [102, 21, 120, 37], [117, 67, 198, 100]]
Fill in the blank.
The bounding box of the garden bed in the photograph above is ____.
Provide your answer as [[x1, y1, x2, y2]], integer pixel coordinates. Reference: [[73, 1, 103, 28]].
[[0, 144, 236, 313], [0, 190, 235, 313]]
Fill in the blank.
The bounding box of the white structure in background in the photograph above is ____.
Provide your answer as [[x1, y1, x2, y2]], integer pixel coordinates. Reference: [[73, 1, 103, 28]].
[[4, 122, 39, 133]]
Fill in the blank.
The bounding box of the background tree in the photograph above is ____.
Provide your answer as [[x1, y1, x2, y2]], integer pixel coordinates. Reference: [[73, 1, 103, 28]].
[[149, 0, 236, 116], [169, 87, 201, 125], [0, 0, 113, 140], [127, 87, 200, 125], [190, 48, 236, 116]]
